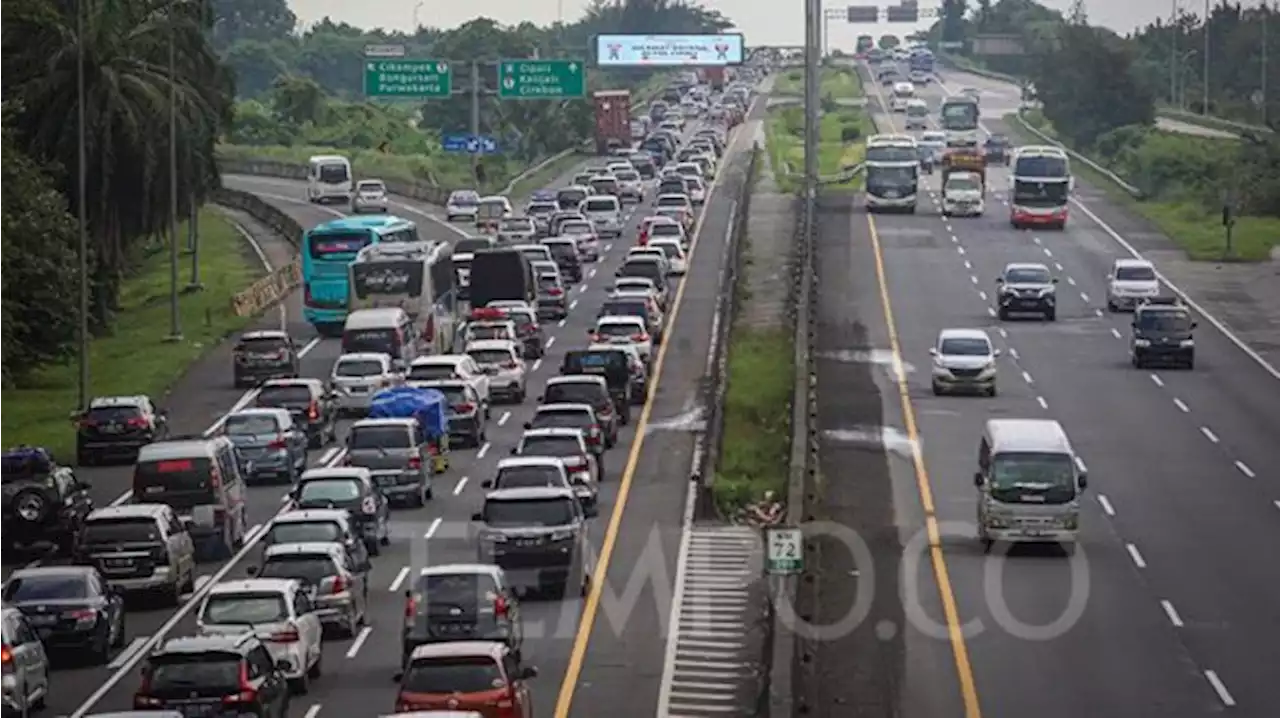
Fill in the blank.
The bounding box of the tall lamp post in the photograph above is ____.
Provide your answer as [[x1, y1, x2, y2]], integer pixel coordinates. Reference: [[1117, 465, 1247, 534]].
[[1202, 0, 1211, 115], [165, 15, 182, 342], [77, 0, 90, 410]]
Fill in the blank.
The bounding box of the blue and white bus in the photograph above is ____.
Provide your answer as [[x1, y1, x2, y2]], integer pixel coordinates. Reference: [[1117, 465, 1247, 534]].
[[302, 215, 421, 335]]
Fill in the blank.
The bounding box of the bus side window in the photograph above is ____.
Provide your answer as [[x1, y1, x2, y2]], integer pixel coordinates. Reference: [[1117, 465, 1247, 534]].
[[977, 438, 991, 472]]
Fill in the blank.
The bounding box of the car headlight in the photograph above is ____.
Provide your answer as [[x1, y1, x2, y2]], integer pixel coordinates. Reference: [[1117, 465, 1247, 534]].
[[550, 529, 575, 541], [1134, 338, 1152, 347], [1179, 339, 1195, 348], [979, 362, 997, 376]]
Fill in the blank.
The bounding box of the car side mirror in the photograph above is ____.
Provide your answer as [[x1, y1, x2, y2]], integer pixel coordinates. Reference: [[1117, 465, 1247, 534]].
[[1191, 322, 1198, 329], [471, 512, 484, 522], [246, 565, 260, 576], [481, 480, 493, 488], [1051, 277, 1059, 284], [973, 472, 984, 487], [1131, 320, 1138, 328], [1077, 472, 1088, 490], [995, 277, 1004, 284], [1105, 274, 1113, 280], [993, 349, 1003, 357], [928, 348, 937, 356], [523, 421, 532, 430]]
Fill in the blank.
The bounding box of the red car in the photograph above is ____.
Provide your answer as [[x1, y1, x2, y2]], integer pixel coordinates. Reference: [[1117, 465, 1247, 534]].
[[395, 640, 536, 718]]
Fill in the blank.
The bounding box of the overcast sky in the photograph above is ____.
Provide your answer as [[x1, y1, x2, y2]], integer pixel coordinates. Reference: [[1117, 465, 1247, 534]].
[[289, 1, 1198, 47]]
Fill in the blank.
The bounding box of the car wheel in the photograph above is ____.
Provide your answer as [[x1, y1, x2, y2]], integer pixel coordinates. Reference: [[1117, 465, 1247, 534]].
[[113, 611, 127, 647], [987, 384, 998, 397], [1045, 309, 1057, 322], [1132, 354, 1143, 369], [92, 627, 112, 664], [997, 308, 1010, 321], [289, 672, 309, 695], [1185, 357, 1195, 370], [931, 381, 943, 396], [308, 651, 323, 679], [307, 430, 322, 450]]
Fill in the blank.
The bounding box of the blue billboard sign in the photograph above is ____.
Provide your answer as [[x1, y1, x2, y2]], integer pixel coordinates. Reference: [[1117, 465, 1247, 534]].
[[442, 133, 499, 154]]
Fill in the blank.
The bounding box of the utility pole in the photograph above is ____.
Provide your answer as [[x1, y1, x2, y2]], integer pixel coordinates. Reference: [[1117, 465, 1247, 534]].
[[1202, 0, 1211, 115], [804, 0, 820, 202], [166, 20, 182, 342], [76, 0, 89, 411], [186, 200, 202, 291], [470, 61, 482, 187], [1170, 0, 1179, 106], [1263, 2, 1270, 125]]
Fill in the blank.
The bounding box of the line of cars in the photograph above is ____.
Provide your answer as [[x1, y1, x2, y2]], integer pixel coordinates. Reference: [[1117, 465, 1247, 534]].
[[0, 81, 738, 716]]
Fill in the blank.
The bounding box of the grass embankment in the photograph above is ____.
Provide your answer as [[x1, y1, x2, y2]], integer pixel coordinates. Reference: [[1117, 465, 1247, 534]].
[[2, 209, 260, 460], [506, 152, 587, 198], [773, 64, 864, 99], [713, 328, 794, 514], [766, 67, 872, 192], [1008, 112, 1280, 261]]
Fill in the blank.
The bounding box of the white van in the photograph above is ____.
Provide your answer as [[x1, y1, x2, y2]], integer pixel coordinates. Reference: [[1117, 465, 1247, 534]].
[[904, 99, 930, 130], [975, 419, 1087, 554], [890, 82, 915, 113], [341, 307, 417, 365], [307, 154, 353, 204], [580, 195, 623, 237]]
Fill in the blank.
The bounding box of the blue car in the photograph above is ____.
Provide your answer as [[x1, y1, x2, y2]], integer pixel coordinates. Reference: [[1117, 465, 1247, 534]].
[[221, 407, 309, 484]]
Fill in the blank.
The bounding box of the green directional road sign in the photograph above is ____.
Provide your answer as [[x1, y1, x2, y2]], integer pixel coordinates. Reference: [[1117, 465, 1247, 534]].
[[364, 59, 452, 98], [497, 59, 586, 99]]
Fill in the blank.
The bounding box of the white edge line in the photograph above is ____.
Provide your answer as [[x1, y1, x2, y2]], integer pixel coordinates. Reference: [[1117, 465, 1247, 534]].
[[106, 636, 149, 669], [302, 704, 323, 718]]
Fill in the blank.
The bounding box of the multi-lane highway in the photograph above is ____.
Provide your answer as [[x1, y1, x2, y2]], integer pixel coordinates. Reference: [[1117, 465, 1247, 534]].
[[13, 95, 765, 718], [807, 66, 1279, 717]]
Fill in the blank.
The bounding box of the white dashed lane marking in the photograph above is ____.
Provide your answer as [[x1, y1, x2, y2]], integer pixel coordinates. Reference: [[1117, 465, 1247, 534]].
[[1199, 426, 1220, 444], [1173, 398, 1189, 413], [1160, 600, 1185, 628], [1096, 494, 1116, 517], [1126, 543, 1148, 569], [1234, 461, 1256, 478]]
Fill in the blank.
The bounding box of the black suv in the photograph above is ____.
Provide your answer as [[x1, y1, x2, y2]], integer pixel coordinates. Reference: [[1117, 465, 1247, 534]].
[[472, 487, 591, 598], [73, 395, 167, 465], [401, 564, 524, 668], [233, 330, 302, 388], [1130, 297, 1197, 369], [134, 634, 290, 715], [2, 447, 93, 558]]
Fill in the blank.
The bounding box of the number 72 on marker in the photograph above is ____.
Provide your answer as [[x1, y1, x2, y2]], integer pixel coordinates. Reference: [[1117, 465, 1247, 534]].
[[765, 526, 803, 575]]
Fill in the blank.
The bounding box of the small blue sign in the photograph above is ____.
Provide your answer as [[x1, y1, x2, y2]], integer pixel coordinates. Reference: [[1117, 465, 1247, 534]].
[[442, 133, 499, 155]]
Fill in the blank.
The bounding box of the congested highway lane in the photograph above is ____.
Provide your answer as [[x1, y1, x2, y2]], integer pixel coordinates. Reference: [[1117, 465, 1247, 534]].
[[855, 68, 1280, 717], [58, 111, 757, 717]]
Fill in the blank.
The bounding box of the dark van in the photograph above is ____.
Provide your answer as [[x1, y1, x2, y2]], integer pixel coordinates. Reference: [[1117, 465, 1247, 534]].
[[469, 248, 536, 309], [133, 437, 249, 559]]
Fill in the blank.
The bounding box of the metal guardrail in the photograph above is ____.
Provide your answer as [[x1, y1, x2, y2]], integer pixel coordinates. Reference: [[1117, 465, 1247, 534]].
[[935, 52, 1271, 136], [212, 187, 305, 317], [1008, 110, 1145, 198]]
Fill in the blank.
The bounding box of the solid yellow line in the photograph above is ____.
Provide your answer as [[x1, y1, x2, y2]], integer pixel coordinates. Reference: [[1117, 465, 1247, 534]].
[[865, 213, 983, 717], [552, 117, 754, 717]]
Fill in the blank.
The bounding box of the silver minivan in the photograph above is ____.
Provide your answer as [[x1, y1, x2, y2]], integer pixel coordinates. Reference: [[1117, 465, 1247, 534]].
[[580, 195, 623, 237], [974, 419, 1087, 554], [1, 606, 50, 714], [341, 307, 417, 364]]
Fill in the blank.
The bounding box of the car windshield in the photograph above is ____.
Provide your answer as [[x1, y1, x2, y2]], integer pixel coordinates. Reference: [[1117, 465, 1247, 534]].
[[202, 593, 288, 624], [454, 239, 492, 254], [546, 243, 577, 260], [357, 181, 385, 193], [403, 658, 505, 694], [82, 517, 161, 544], [433, 385, 469, 405], [469, 349, 514, 365], [1116, 266, 1156, 281], [601, 301, 647, 318], [483, 498, 576, 526], [147, 655, 241, 690], [562, 222, 593, 235], [224, 414, 281, 435], [537, 275, 560, 290], [532, 410, 590, 429], [4, 573, 88, 601], [651, 223, 682, 238], [467, 325, 511, 341], [335, 358, 384, 377], [527, 203, 557, 216], [449, 193, 479, 206], [520, 436, 583, 457], [298, 479, 362, 502], [259, 555, 337, 584], [546, 383, 601, 404], [256, 385, 312, 405], [1005, 268, 1051, 284], [348, 425, 412, 449], [584, 199, 616, 213], [615, 171, 640, 181], [497, 465, 563, 489], [939, 337, 990, 356], [946, 177, 980, 192], [650, 242, 680, 258], [237, 337, 288, 353], [597, 322, 640, 337], [1136, 309, 1192, 332], [501, 219, 533, 231], [407, 364, 456, 381], [657, 196, 687, 208], [267, 521, 342, 545], [416, 573, 500, 609], [990, 453, 1075, 492]]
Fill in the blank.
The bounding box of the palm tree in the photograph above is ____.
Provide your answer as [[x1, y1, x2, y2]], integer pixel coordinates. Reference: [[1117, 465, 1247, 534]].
[[2, 0, 233, 327]]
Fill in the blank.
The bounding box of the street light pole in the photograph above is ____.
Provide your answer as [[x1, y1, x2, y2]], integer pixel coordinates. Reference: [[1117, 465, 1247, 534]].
[[1202, 0, 1211, 115], [76, 0, 90, 411], [1263, 2, 1270, 124], [166, 20, 182, 342], [1170, 0, 1179, 106]]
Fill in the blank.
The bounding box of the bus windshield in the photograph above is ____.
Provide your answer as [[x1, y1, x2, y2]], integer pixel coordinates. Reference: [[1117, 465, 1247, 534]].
[[1013, 180, 1069, 208], [990, 453, 1076, 504], [940, 101, 979, 129], [1014, 155, 1069, 178]]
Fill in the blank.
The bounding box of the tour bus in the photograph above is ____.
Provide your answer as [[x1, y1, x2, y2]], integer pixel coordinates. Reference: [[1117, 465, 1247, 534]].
[[975, 418, 1087, 554], [939, 96, 981, 147], [306, 154, 353, 204], [889, 82, 916, 112], [1009, 146, 1072, 229], [348, 241, 459, 355], [864, 134, 920, 213], [302, 215, 421, 334]]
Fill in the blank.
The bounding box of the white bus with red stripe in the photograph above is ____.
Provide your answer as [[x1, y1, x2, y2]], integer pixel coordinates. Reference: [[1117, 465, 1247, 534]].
[[1009, 146, 1072, 230]]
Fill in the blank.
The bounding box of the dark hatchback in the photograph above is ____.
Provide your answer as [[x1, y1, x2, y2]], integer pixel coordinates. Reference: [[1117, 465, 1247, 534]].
[[2, 565, 125, 664], [74, 397, 166, 465], [134, 634, 290, 717], [401, 565, 523, 668], [232, 330, 301, 389]]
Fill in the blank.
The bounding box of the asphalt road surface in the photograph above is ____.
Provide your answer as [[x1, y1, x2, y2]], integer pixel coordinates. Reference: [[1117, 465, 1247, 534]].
[[805, 70, 1280, 718], [936, 67, 1240, 139], [17, 105, 763, 718]]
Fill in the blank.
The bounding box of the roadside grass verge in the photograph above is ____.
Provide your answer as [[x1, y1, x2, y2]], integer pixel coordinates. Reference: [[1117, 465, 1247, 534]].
[[713, 327, 793, 515], [1003, 112, 1280, 261], [2, 209, 261, 461], [765, 104, 873, 193], [506, 151, 587, 199], [773, 66, 863, 98], [216, 144, 520, 193]]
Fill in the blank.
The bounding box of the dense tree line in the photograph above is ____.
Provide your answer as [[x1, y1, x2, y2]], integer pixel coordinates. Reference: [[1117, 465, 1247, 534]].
[[2, 0, 233, 387], [217, 0, 732, 161]]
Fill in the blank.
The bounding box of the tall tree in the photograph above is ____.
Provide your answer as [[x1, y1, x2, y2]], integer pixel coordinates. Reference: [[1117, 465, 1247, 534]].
[[209, 0, 295, 50]]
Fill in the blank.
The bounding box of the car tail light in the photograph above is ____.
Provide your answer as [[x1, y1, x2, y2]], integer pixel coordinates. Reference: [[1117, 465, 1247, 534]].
[[361, 496, 377, 514], [455, 402, 475, 413], [1, 645, 12, 674], [342, 454, 353, 466], [126, 417, 149, 429], [494, 594, 509, 617], [308, 400, 319, 421], [329, 575, 348, 594], [408, 455, 423, 470], [135, 668, 159, 707], [502, 360, 518, 369], [632, 333, 649, 342], [423, 314, 435, 341], [496, 692, 518, 716], [268, 434, 288, 450], [223, 660, 258, 704], [590, 333, 603, 342], [548, 287, 564, 296], [209, 465, 222, 489], [270, 626, 300, 643]]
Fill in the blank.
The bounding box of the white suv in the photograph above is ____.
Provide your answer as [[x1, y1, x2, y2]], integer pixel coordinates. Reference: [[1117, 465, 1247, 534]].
[[445, 189, 480, 222], [405, 354, 491, 416], [930, 328, 1000, 396], [592, 315, 653, 364], [1105, 258, 1160, 312], [580, 195, 623, 237], [465, 340, 527, 403], [197, 578, 323, 691]]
